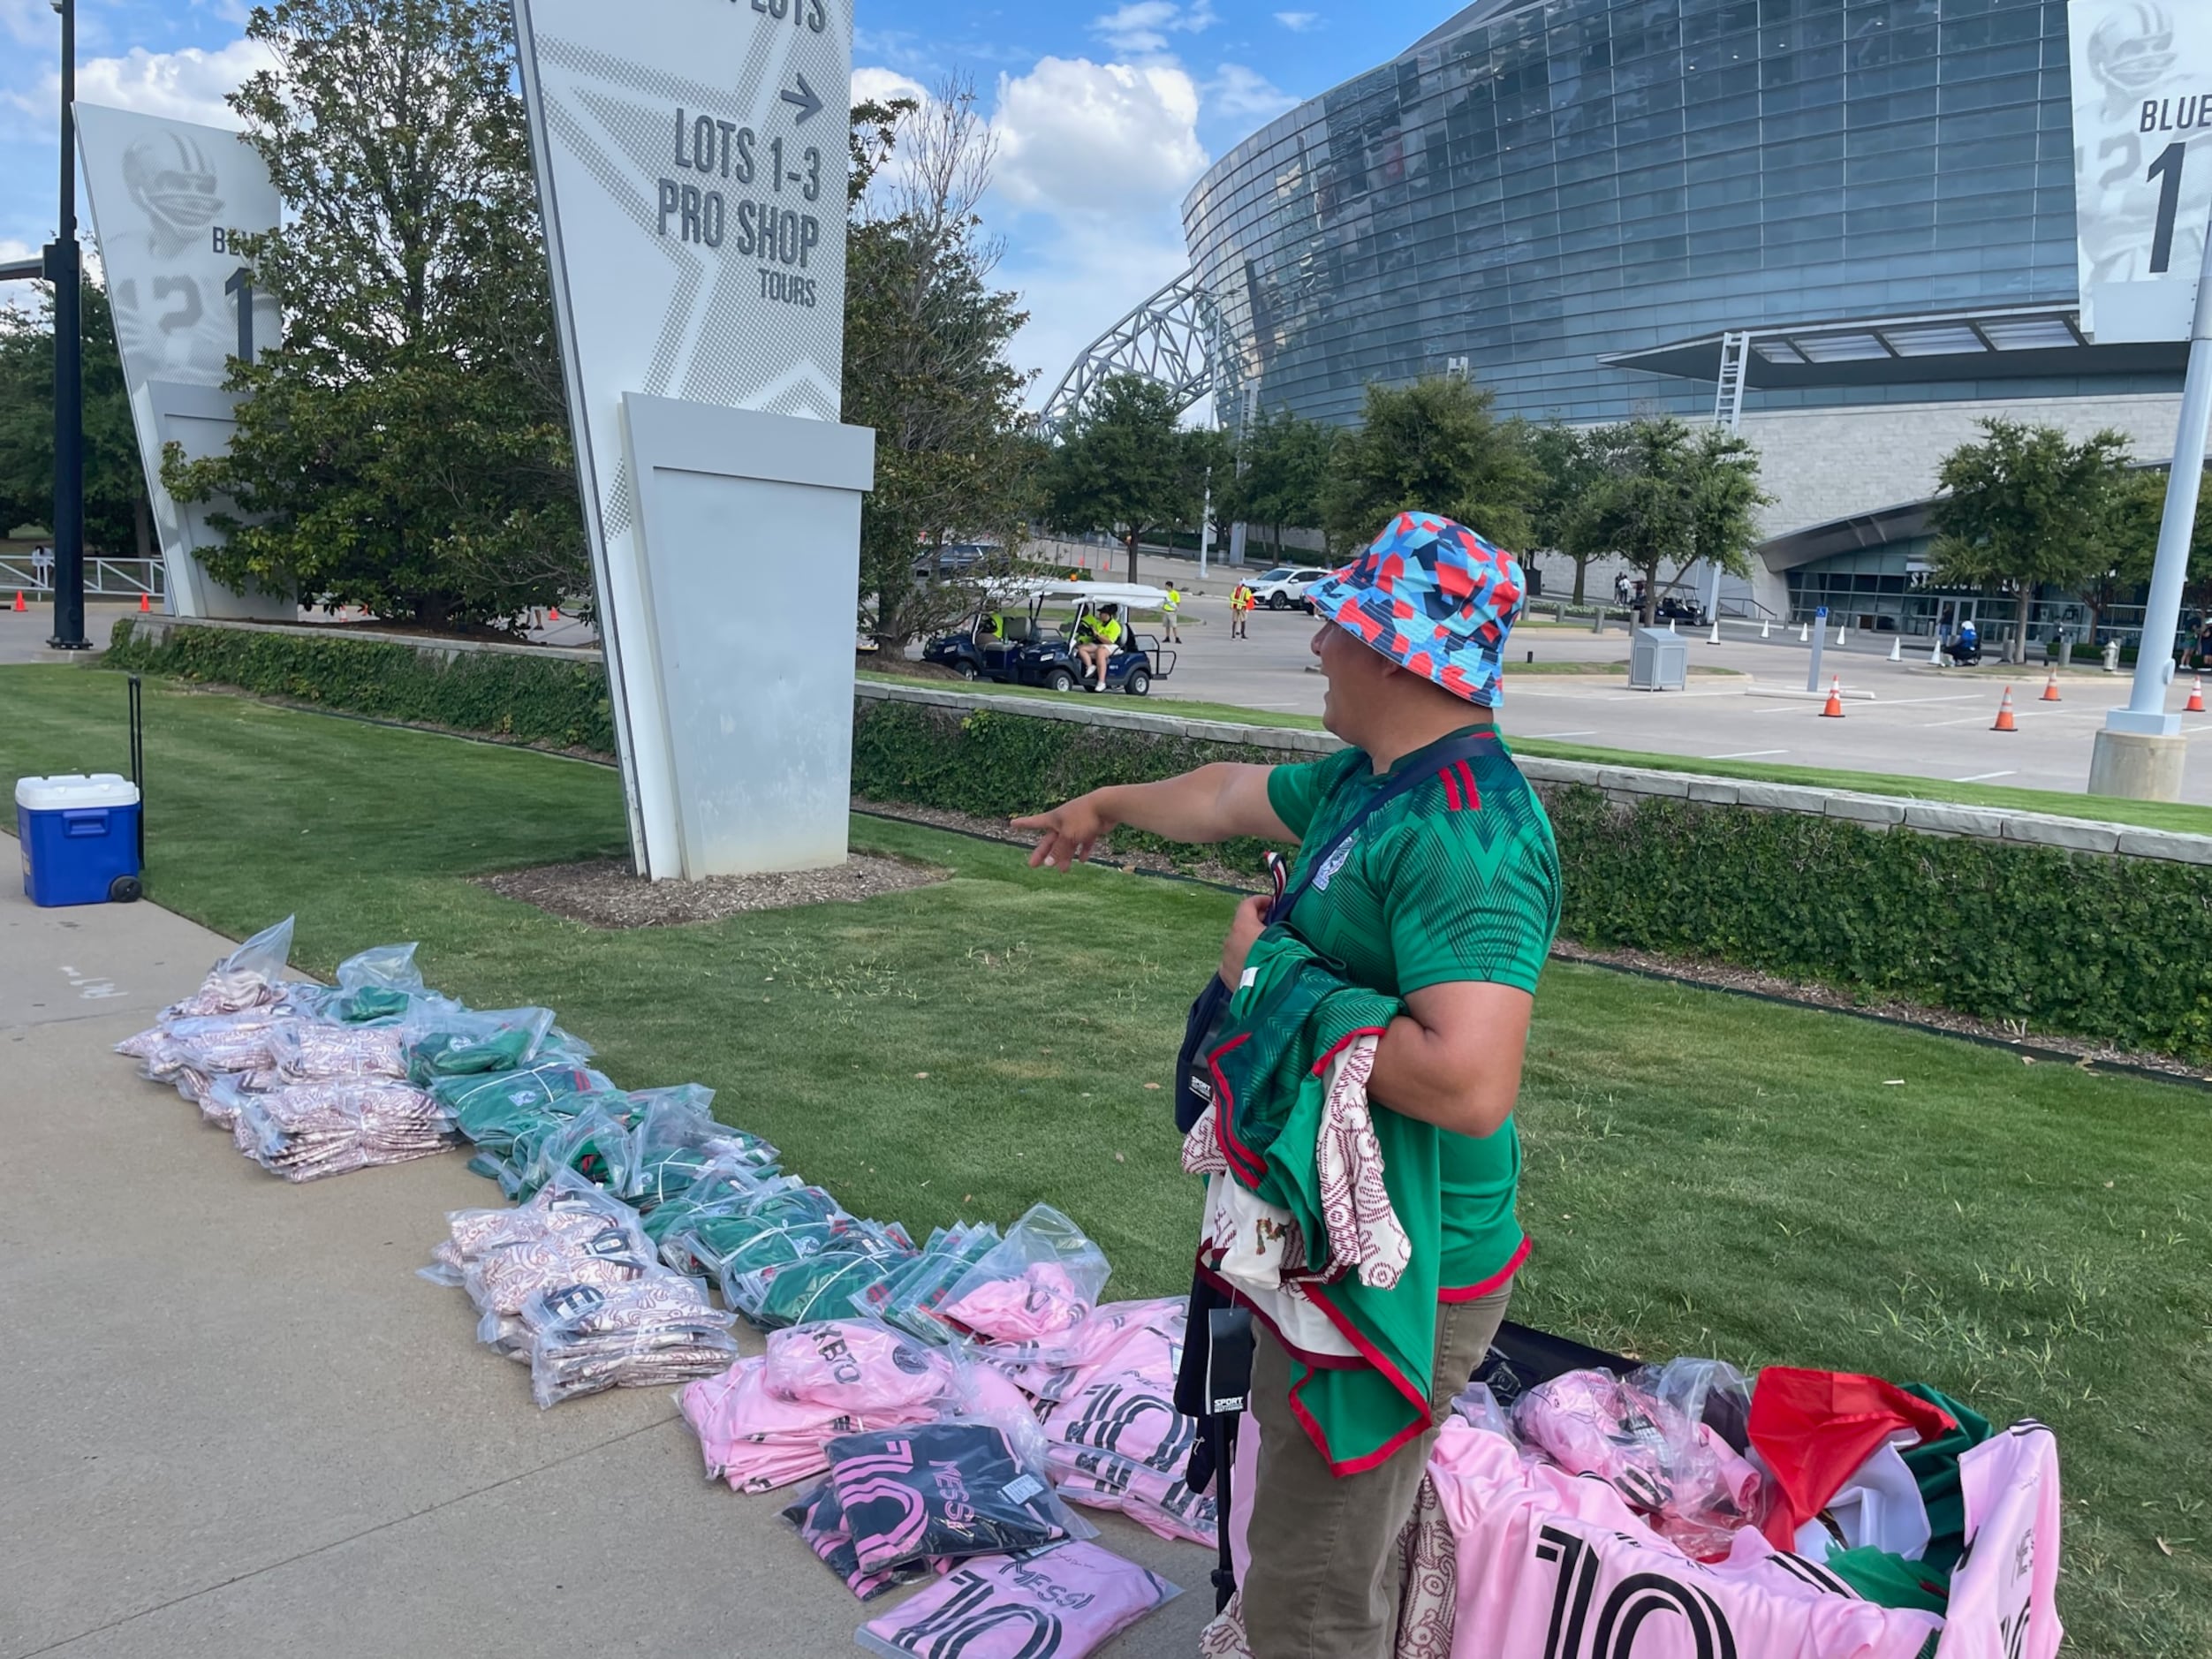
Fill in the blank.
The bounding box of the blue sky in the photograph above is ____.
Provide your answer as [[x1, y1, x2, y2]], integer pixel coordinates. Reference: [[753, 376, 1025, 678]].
[[0, 0, 1445, 398]]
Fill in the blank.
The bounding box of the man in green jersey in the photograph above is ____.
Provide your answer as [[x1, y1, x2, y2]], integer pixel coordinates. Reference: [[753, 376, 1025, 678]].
[[1015, 512, 1557, 1657]]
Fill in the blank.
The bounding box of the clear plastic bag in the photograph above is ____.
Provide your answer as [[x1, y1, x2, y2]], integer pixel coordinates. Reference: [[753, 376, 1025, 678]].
[[934, 1203, 1110, 1358], [232, 1080, 454, 1182], [504, 1100, 640, 1201], [335, 942, 424, 993], [823, 1418, 1097, 1577], [724, 1229, 914, 1329], [762, 1318, 958, 1415], [858, 1542, 1178, 1659], [161, 915, 294, 1019], [679, 1352, 946, 1494], [1511, 1367, 1766, 1561], [625, 1089, 778, 1209], [784, 1478, 944, 1601], [269, 1019, 407, 1082], [1451, 1378, 1519, 1439], [856, 1223, 1002, 1342], [1034, 1300, 1216, 1547], [519, 1270, 739, 1407], [1632, 1356, 1754, 1455], [400, 1004, 558, 1086], [664, 1180, 847, 1278], [434, 1170, 657, 1317], [640, 1157, 784, 1256]]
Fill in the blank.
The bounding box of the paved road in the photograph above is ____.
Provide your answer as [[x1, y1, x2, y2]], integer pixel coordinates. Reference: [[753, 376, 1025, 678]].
[[1149, 593, 2212, 804], [0, 881, 1210, 1658]]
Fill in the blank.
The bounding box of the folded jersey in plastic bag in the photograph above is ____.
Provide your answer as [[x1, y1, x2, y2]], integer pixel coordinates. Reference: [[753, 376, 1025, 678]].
[[1512, 1367, 1767, 1561], [934, 1204, 1108, 1365], [435, 1060, 614, 1148], [1036, 1301, 1216, 1547], [824, 1420, 1094, 1575], [763, 1319, 958, 1415], [678, 1355, 946, 1493], [640, 1159, 784, 1254], [269, 1019, 407, 1083], [856, 1542, 1181, 1659], [231, 1080, 456, 1181], [856, 1223, 1001, 1342], [517, 1272, 739, 1407], [783, 1478, 947, 1601], [400, 1005, 561, 1086], [725, 1233, 914, 1330], [129, 1010, 296, 1083], [426, 1170, 640, 1280], [159, 915, 295, 1019], [622, 1089, 777, 1209], [502, 1099, 641, 1201]]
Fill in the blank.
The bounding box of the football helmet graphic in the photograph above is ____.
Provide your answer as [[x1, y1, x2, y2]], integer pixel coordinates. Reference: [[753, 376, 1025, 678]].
[[122, 132, 224, 254], [2087, 4, 2178, 99]]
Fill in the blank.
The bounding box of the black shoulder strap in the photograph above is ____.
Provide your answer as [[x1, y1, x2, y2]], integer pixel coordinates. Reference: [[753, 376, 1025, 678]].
[[1268, 729, 1496, 927]]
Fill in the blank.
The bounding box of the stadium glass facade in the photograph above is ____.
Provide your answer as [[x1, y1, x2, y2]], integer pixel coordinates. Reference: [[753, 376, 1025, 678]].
[[1183, 0, 2157, 432]]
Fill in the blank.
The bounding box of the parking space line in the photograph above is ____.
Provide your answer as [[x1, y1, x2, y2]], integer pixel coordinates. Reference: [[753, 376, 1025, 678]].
[[1523, 730, 1598, 739], [1711, 748, 1788, 758], [1952, 769, 2018, 782]]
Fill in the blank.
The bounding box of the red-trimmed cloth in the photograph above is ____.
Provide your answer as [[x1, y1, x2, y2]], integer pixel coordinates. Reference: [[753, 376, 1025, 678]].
[[1747, 1367, 1958, 1549]]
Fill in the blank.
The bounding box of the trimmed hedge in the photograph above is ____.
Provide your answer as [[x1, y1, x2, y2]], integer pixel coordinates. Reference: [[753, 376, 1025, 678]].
[[106, 619, 616, 754], [853, 697, 2212, 1062]]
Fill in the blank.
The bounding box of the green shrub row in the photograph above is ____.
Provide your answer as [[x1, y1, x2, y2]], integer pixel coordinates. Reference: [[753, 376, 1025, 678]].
[[106, 619, 616, 754], [853, 697, 2212, 1062]]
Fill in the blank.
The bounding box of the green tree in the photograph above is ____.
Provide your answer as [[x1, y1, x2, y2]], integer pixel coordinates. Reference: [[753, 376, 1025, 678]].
[[1320, 375, 1539, 553], [845, 84, 1036, 651], [1222, 405, 1330, 560], [1044, 374, 1195, 582], [163, 0, 583, 632], [1564, 418, 1768, 625], [1930, 419, 2132, 663], [0, 279, 150, 555], [1525, 420, 1608, 603]]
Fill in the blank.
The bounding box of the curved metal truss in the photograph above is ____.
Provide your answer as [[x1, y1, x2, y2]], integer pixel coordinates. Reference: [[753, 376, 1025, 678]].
[[1036, 267, 1233, 438]]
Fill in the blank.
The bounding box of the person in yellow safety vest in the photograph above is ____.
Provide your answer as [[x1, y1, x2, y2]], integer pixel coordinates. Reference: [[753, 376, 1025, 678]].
[[1162, 582, 1184, 643], [1231, 581, 1254, 640], [1075, 602, 1125, 692]]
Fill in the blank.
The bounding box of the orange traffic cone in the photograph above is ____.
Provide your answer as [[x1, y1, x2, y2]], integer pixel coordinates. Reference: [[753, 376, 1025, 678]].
[[138, 592, 151, 614], [2188, 675, 2206, 715], [1993, 686, 2018, 731], [549, 605, 561, 622], [11, 591, 23, 612], [1820, 676, 1845, 718], [2040, 669, 2060, 702]]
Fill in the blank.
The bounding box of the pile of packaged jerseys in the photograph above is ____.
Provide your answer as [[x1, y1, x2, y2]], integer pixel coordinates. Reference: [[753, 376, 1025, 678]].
[[116, 919, 1198, 1655], [113, 919, 504, 1182]]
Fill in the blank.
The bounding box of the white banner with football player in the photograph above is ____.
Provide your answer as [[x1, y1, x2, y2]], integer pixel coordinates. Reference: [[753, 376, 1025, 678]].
[[74, 102, 291, 619], [512, 0, 875, 881], [2071, 0, 2212, 344]]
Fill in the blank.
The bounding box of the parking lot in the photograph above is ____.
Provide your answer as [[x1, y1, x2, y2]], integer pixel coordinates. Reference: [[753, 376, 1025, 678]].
[[1150, 587, 2212, 805]]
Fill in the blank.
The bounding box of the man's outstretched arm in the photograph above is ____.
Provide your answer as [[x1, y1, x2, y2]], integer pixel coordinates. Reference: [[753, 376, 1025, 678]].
[[1012, 762, 1295, 869]]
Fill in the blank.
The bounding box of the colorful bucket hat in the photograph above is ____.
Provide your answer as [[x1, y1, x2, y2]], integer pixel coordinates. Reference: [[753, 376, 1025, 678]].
[[1306, 511, 1526, 707]]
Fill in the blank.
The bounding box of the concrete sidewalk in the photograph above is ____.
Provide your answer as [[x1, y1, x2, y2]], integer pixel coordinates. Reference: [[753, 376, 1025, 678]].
[[0, 883, 1211, 1657]]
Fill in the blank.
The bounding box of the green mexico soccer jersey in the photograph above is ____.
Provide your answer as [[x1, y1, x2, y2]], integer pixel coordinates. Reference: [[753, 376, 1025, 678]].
[[1264, 725, 1561, 1291]]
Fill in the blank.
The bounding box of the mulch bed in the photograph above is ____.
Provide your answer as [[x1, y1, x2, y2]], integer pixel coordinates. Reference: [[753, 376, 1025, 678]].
[[480, 852, 949, 928]]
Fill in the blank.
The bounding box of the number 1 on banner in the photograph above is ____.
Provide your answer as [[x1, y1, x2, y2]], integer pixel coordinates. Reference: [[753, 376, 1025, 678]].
[[2148, 141, 2185, 275], [223, 264, 255, 362]]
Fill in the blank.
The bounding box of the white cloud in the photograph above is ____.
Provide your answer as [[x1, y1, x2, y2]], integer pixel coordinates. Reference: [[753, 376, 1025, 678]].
[[851, 65, 929, 110], [1091, 1, 1218, 56], [1206, 64, 1296, 122], [14, 38, 276, 131], [1273, 11, 1321, 31], [994, 57, 1205, 220], [989, 57, 1209, 401]]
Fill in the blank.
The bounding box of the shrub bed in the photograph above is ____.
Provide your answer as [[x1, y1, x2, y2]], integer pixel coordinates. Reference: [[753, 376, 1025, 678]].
[[854, 696, 2212, 1062], [106, 619, 616, 754]]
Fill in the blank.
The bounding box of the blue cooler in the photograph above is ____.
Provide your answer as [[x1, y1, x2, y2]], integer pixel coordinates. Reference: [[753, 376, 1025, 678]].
[[16, 774, 143, 906]]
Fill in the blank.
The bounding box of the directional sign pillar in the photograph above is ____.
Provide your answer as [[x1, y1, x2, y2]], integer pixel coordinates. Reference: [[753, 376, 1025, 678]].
[[513, 0, 875, 880], [2070, 0, 2212, 799]]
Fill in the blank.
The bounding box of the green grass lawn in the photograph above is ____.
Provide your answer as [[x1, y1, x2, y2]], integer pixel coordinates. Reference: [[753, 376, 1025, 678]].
[[861, 671, 2212, 837], [6, 663, 2208, 1655]]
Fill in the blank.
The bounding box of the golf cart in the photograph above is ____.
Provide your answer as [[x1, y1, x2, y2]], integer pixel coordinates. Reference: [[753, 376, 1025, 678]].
[[920, 581, 1178, 694]]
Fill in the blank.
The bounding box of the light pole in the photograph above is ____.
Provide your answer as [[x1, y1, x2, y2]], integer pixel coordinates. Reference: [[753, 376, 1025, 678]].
[[43, 0, 89, 651]]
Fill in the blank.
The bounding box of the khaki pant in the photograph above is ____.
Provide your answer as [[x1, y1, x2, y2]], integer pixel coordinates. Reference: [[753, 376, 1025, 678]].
[[1240, 1285, 1513, 1659]]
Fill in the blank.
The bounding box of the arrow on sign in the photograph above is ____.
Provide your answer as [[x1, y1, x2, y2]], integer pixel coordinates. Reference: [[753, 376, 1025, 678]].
[[780, 72, 823, 124]]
